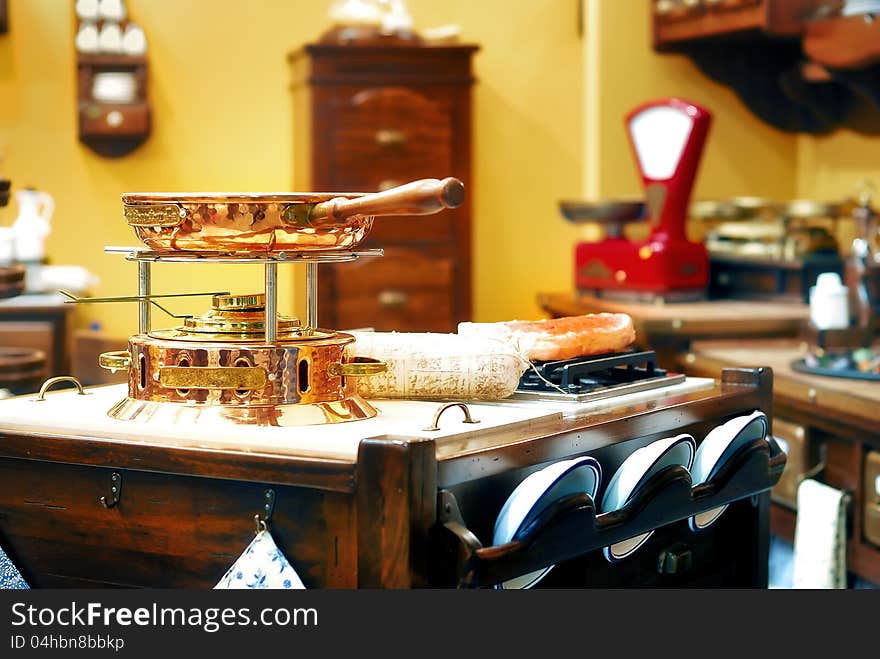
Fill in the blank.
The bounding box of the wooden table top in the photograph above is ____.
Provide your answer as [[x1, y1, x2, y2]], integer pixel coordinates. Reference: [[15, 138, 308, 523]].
[[685, 338, 880, 433], [538, 292, 811, 338]]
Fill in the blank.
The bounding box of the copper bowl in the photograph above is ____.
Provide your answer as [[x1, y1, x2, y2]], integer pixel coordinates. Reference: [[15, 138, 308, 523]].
[[123, 177, 464, 254]]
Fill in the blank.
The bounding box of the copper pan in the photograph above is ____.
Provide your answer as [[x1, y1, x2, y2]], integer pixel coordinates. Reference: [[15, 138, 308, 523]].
[[122, 177, 464, 254]]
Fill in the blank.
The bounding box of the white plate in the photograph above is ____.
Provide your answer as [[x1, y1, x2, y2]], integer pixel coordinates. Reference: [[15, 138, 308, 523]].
[[689, 410, 768, 531], [601, 433, 695, 562], [493, 456, 602, 589]]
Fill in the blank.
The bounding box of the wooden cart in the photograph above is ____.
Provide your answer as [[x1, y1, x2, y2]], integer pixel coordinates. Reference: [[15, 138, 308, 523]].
[[0, 368, 781, 588]]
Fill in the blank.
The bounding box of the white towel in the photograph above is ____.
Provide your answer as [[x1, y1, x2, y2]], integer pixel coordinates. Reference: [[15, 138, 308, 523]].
[[792, 479, 847, 589], [214, 530, 306, 590]]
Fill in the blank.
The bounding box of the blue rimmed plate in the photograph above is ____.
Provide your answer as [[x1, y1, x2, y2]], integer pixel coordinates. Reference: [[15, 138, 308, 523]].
[[493, 455, 602, 589], [601, 433, 696, 562], [688, 410, 768, 531]]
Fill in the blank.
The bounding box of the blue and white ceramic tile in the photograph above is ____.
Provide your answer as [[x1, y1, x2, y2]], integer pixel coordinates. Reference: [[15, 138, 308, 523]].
[[0, 547, 29, 590], [214, 530, 305, 590]]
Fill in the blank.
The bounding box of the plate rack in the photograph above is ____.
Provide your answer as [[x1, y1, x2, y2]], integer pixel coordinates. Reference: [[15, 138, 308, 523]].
[[437, 436, 786, 588]]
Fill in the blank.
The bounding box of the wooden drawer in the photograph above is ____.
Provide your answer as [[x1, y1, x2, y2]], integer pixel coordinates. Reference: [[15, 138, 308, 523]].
[[79, 102, 150, 138], [770, 416, 815, 508], [328, 249, 455, 332], [865, 451, 880, 549], [328, 86, 455, 244], [0, 457, 357, 588]]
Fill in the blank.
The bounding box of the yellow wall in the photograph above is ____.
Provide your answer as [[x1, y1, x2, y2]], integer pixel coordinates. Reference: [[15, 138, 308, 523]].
[[2, 0, 872, 349], [0, 0, 584, 339], [796, 130, 880, 228], [583, 1, 798, 216], [586, 2, 877, 259]]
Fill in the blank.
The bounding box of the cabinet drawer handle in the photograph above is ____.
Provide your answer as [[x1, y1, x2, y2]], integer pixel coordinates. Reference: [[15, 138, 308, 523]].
[[375, 129, 406, 147], [377, 290, 408, 308]]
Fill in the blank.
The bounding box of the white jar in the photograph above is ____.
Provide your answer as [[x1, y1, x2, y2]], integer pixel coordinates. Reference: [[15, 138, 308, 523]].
[[809, 272, 850, 330]]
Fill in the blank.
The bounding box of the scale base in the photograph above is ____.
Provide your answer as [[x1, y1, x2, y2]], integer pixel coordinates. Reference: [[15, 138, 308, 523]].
[[575, 239, 709, 301]]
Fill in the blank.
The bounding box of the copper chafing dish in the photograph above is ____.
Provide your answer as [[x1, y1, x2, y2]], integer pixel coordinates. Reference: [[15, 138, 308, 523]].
[[123, 177, 464, 253], [57, 177, 465, 427], [92, 291, 386, 427]]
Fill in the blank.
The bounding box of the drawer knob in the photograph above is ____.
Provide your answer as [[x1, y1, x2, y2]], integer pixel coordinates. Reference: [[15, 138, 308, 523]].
[[657, 543, 693, 575], [375, 129, 406, 147], [377, 289, 408, 308], [655, 0, 677, 16]]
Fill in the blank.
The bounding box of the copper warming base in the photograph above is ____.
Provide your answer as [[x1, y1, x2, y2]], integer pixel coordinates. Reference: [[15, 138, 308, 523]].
[[63, 247, 387, 427]]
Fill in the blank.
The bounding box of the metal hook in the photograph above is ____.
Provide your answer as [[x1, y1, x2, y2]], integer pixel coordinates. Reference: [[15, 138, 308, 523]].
[[423, 402, 480, 432], [99, 471, 122, 509], [254, 488, 275, 534]]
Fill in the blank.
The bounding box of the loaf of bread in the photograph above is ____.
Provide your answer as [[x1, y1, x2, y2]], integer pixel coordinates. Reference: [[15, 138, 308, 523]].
[[457, 313, 636, 362], [345, 331, 529, 400]]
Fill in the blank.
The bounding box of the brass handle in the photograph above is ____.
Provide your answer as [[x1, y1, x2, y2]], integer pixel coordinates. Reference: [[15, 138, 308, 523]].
[[327, 359, 387, 377], [35, 376, 87, 401], [377, 289, 408, 309], [99, 350, 132, 371], [375, 129, 406, 147], [423, 402, 480, 432], [158, 366, 268, 390], [123, 203, 186, 228]]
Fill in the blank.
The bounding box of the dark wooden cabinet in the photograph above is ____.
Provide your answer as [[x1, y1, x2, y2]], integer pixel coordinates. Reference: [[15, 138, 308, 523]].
[[290, 41, 478, 332]]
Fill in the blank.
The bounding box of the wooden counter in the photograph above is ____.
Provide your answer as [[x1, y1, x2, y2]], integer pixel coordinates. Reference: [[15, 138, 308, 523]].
[[682, 339, 880, 585], [538, 292, 810, 369], [0, 369, 778, 589]]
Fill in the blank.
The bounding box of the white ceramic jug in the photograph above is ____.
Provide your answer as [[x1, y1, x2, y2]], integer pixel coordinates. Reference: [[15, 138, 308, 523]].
[[12, 188, 54, 263]]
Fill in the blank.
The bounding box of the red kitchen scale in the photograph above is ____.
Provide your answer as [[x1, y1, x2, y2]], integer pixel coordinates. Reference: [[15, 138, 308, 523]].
[[562, 98, 712, 301]]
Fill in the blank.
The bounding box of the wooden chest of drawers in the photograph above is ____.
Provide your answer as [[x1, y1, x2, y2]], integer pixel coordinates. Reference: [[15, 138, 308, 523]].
[[290, 40, 478, 332]]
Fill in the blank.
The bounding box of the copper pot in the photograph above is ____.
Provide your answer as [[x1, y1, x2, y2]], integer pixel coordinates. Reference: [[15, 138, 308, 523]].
[[98, 293, 387, 426], [123, 177, 464, 254]]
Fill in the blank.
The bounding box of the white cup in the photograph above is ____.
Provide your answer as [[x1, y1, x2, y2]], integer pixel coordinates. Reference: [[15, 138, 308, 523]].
[[809, 272, 850, 330]]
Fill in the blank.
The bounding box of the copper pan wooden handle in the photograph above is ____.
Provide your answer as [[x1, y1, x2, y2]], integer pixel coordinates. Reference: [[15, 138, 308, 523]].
[[313, 177, 464, 223]]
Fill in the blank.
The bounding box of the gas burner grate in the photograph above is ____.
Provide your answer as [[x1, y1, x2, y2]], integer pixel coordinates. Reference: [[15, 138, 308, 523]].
[[514, 350, 685, 403]]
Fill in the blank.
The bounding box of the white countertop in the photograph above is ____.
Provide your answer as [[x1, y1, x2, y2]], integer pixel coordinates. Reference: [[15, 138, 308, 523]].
[[0, 378, 715, 462]]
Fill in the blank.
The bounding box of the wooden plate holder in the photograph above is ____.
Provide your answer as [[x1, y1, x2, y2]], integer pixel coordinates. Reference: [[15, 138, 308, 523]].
[[438, 436, 786, 588], [77, 53, 150, 157]]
